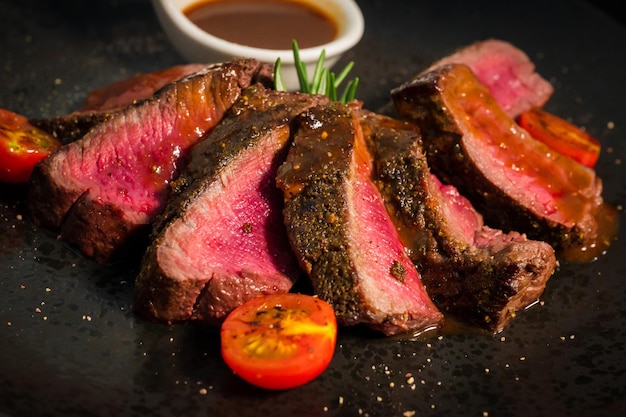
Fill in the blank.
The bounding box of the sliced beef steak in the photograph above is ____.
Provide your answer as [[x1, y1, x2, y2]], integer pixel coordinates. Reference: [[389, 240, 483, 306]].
[[134, 86, 329, 325], [78, 64, 211, 113], [391, 63, 615, 262], [276, 102, 443, 336], [421, 39, 554, 119], [360, 110, 556, 332], [30, 63, 210, 144], [28, 59, 272, 263]]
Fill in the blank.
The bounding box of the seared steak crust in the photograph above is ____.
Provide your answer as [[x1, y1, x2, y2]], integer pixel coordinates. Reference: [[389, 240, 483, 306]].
[[392, 64, 609, 261], [360, 110, 556, 332], [277, 103, 443, 336], [30, 112, 112, 145], [134, 86, 329, 325]]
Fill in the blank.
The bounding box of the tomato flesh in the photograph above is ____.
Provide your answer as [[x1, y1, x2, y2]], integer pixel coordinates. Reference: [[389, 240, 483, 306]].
[[0, 108, 62, 183], [518, 107, 600, 168], [220, 293, 337, 390]]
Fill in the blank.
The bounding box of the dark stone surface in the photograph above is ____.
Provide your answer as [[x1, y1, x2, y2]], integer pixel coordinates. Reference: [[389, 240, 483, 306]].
[[1, 1, 625, 416]]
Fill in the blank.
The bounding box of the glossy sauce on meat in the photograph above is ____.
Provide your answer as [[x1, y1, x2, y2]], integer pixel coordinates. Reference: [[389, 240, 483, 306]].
[[184, 0, 337, 49], [392, 63, 617, 263]]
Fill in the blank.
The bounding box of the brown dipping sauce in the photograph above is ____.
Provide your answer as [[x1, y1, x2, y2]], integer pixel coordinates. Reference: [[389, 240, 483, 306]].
[[184, 0, 338, 50]]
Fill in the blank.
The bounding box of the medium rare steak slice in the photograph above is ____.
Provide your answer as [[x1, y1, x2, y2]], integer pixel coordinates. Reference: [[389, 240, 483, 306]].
[[134, 86, 329, 325], [28, 59, 271, 263], [30, 63, 210, 144], [276, 103, 443, 336], [392, 63, 615, 262], [421, 39, 554, 119], [360, 110, 556, 332]]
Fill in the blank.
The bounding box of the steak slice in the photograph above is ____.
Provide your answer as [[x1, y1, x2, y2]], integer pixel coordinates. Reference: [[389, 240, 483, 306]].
[[421, 39, 554, 119], [360, 110, 556, 332], [134, 86, 329, 325], [78, 64, 211, 113], [276, 102, 443, 336], [391, 63, 615, 262], [30, 63, 210, 144], [28, 59, 271, 263]]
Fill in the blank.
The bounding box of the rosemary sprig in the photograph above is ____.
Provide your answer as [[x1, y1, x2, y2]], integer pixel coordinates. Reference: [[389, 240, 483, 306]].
[[273, 58, 286, 92], [274, 40, 359, 103]]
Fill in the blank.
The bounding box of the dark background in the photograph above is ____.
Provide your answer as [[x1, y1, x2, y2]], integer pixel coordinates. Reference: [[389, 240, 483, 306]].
[[1, 1, 625, 417], [590, 0, 625, 25], [589, 0, 626, 24]]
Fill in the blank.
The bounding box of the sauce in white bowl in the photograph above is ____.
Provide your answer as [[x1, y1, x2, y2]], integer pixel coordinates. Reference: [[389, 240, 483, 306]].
[[184, 0, 337, 50], [152, 0, 364, 91]]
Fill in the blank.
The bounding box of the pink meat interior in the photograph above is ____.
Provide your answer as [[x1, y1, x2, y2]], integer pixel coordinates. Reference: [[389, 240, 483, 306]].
[[59, 76, 231, 225], [158, 127, 293, 284], [448, 65, 598, 228], [348, 135, 441, 324]]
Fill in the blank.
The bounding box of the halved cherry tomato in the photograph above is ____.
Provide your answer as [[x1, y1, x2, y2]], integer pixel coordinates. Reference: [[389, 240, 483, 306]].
[[518, 107, 600, 168], [220, 293, 337, 390], [0, 108, 62, 183]]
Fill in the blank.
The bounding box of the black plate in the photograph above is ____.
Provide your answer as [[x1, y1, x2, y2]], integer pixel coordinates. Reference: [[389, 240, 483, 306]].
[[1, 1, 625, 416]]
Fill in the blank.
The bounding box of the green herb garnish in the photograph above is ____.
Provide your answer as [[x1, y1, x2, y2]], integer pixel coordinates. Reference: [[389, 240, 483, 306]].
[[274, 40, 359, 103]]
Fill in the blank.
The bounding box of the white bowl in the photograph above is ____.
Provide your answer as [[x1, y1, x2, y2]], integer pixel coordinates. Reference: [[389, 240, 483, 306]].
[[152, 0, 364, 91]]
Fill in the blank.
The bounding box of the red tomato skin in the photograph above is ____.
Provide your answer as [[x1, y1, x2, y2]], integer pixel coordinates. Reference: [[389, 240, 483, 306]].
[[518, 108, 600, 168], [220, 293, 337, 390], [0, 108, 61, 183], [0, 145, 48, 183]]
